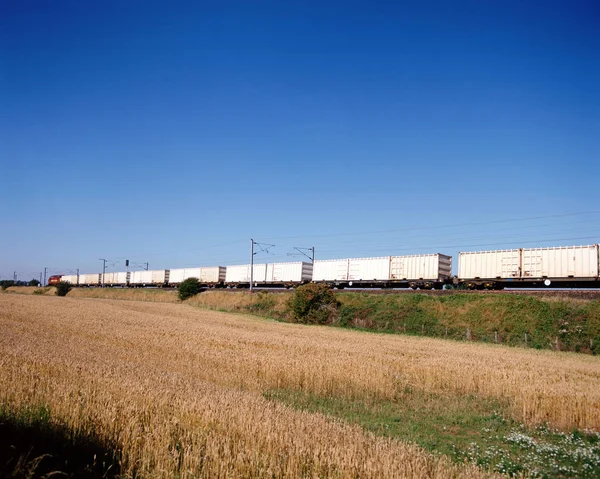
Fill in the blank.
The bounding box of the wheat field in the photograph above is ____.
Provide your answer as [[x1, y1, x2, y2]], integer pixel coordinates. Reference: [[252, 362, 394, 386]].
[[2, 295, 599, 477]]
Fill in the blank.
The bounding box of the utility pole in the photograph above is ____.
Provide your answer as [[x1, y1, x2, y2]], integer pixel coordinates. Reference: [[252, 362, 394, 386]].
[[249, 239, 275, 292], [13, 271, 17, 282], [76, 268, 79, 286], [99, 259, 107, 287], [39, 272, 42, 285], [43, 267, 47, 286], [250, 239, 254, 292], [144, 262, 149, 271]]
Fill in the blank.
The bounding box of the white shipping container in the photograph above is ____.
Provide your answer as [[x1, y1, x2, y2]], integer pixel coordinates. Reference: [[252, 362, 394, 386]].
[[390, 254, 452, 281], [61, 275, 78, 284], [522, 244, 599, 279], [168, 268, 201, 284], [130, 270, 169, 285], [347, 257, 391, 281], [79, 273, 100, 285], [312, 259, 349, 281], [458, 250, 521, 280], [103, 271, 128, 285], [265, 262, 313, 282], [225, 264, 267, 283], [200, 266, 226, 283], [130, 270, 151, 284]]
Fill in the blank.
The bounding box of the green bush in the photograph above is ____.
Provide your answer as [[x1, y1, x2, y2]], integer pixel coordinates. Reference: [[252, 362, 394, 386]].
[[178, 277, 202, 300], [1, 280, 15, 290], [55, 281, 72, 297], [288, 283, 339, 324], [28, 279, 41, 287], [249, 291, 277, 315]]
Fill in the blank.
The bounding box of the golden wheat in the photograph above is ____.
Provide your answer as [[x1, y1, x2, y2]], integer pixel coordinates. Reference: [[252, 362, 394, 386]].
[[2, 294, 598, 477], [0, 295, 502, 478]]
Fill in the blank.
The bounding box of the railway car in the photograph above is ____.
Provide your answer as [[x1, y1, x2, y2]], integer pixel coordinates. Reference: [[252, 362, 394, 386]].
[[312, 254, 452, 289], [78, 273, 101, 286], [60, 274, 78, 285], [130, 270, 170, 287], [168, 266, 226, 286], [225, 262, 312, 287], [103, 272, 130, 287], [457, 244, 600, 289]]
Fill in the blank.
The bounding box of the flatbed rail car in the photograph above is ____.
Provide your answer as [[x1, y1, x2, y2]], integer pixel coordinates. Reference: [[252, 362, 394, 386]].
[[457, 244, 600, 289], [312, 254, 452, 289]]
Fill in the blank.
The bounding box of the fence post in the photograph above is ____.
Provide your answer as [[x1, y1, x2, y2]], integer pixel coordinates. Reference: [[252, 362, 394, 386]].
[[494, 331, 498, 343], [466, 328, 472, 341]]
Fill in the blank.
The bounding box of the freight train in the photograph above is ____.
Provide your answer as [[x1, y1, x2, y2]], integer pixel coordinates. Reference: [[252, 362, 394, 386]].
[[54, 243, 600, 290]]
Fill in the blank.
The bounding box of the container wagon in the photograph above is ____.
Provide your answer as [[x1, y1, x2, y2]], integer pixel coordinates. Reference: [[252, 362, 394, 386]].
[[102, 271, 130, 287], [60, 274, 78, 285], [312, 254, 452, 289], [457, 244, 600, 289], [168, 266, 226, 286], [130, 270, 170, 287], [78, 273, 101, 286], [225, 262, 312, 287]]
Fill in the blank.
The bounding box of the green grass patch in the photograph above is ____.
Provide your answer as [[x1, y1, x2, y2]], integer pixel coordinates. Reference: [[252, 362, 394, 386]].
[[264, 388, 600, 478], [335, 293, 600, 354]]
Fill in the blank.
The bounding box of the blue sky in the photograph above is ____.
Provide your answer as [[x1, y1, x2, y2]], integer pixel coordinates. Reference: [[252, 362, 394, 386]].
[[1, 1, 599, 280]]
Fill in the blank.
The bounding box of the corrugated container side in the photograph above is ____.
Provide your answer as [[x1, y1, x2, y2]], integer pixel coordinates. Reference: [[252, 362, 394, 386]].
[[151, 270, 169, 284], [312, 259, 349, 281], [225, 265, 248, 283], [168, 268, 186, 284], [61, 275, 78, 284], [80, 273, 100, 285], [131, 270, 156, 284], [168, 268, 202, 284], [267, 262, 313, 282], [218, 266, 226, 282], [458, 250, 520, 280], [200, 266, 226, 283], [391, 254, 450, 280], [301, 262, 313, 281], [225, 264, 267, 283], [347, 257, 391, 281], [116, 272, 129, 284], [522, 244, 599, 279]]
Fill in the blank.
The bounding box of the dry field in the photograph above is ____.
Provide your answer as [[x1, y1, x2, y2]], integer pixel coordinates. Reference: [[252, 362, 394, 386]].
[[1, 295, 599, 477]]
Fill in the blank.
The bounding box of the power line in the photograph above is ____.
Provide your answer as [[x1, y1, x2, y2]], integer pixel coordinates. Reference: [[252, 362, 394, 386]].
[[264, 211, 600, 241]]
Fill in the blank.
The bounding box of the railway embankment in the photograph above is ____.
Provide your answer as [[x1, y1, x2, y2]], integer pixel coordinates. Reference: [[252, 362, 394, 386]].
[[187, 290, 600, 354]]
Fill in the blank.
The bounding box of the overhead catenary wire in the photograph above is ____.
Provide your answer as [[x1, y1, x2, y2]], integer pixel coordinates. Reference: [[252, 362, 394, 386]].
[[4, 211, 599, 278]]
